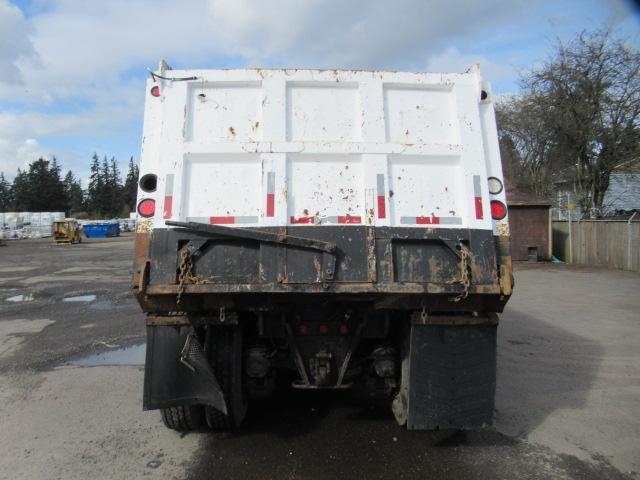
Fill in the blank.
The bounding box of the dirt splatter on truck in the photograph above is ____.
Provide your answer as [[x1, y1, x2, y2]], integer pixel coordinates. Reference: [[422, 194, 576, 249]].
[[132, 61, 512, 431]]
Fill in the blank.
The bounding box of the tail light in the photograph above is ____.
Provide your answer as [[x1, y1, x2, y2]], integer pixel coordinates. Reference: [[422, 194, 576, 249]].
[[490, 200, 507, 220], [150, 86, 160, 97], [137, 198, 156, 218], [487, 177, 503, 194]]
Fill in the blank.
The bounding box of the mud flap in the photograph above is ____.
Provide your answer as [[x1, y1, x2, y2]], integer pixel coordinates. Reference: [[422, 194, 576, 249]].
[[400, 324, 497, 430], [143, 325, 227, 415]]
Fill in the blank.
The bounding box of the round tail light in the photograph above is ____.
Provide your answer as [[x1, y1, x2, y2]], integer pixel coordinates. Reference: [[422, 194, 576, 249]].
[[150, 86, 160, 97], [490, 200, 507, 220], [137, 198, 156, 218], [487, 177, 503, 194]]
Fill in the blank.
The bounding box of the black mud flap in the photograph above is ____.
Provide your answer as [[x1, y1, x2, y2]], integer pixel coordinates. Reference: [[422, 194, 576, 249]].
[[402, 324, 497, 430], [143, 325, 227, 415]]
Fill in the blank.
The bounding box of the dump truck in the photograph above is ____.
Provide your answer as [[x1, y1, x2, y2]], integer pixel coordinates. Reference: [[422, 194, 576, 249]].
[[132, 62, 513, 432]]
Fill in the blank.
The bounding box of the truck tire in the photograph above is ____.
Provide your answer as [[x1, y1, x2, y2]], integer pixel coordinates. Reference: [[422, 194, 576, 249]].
[[400, 323, 497, 430], [160, 404, 204, 431], [205, 324, 247, 431]]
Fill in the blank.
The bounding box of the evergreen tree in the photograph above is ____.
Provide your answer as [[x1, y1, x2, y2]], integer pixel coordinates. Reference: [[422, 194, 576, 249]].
[[100, 156, 111, 215], [9, 158, 67, 211], [0, 173, 12, 212], [10, 169, 29, 211], [63, 171, 84, 214], [122, 157, 139, 213], [6, 153, 133, 218], [87, 153, 103, 215], [108, 156, 122, 216]]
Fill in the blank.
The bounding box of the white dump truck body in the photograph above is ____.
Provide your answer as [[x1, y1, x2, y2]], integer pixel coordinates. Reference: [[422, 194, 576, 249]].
[[134, 65, 513, 432], [137, 64, 508, 234]]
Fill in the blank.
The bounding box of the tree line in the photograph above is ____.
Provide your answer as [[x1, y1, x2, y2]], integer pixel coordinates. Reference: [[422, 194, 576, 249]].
[[496, 28, 640, 218], [0, 154, 139, 218]]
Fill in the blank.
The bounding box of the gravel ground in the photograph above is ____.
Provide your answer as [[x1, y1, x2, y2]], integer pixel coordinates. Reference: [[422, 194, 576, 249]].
[[0, 235, 638, 479]]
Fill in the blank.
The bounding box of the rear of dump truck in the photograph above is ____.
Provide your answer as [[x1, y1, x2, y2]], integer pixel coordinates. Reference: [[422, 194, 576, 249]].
[[132, 62, 512, 431]]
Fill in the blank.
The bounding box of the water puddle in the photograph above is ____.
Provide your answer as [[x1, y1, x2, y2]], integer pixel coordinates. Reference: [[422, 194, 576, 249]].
[[63, 294, 97, 302], [4, 292, 54, 303], [6, 294, 34, 302], [69, 343, 146, 366]]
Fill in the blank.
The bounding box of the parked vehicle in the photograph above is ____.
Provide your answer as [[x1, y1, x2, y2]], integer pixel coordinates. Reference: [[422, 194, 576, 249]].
[[53, 219, 82, 244], [132, 62, 513, 432]]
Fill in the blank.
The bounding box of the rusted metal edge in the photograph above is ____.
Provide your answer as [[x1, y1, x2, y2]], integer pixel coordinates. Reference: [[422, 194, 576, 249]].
[[166, 220, 337, 253], [146, 314, 239, 326], [411, 312, 499, 326], [144, 283, 502, 295]]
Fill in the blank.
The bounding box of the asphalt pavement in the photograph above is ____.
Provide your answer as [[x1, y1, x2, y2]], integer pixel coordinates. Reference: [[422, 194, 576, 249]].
[[0, 235, 638, 479]]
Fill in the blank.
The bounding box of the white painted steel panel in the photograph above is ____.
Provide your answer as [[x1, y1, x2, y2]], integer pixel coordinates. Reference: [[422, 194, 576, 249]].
[[137, 65, 506, 230], [286, 83, 362, 142], [388, 155, 463, 224], [182, 154, 261, 221], [383, 84, 459, 145], [186, 82, 263, 143], [286, 154, 365, 224]]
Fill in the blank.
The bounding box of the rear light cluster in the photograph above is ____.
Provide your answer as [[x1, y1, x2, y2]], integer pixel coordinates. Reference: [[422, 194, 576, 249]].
[[487, 177, 507, 220], [137, 198, 156, 217], [137, 173, 158, 218], [490, 200, 507, 220], [297, 323, 349, 335]]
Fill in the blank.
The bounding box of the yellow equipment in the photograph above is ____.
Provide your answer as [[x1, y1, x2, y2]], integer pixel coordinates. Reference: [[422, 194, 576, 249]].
[[53, 219, 82, 244]]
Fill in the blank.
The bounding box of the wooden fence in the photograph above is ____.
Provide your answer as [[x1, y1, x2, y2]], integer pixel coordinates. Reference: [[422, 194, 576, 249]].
[[552, 219, 640, 272]]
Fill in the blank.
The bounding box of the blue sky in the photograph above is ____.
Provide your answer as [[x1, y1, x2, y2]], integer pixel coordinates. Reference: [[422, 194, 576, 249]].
[[0, 0, 639, 185]]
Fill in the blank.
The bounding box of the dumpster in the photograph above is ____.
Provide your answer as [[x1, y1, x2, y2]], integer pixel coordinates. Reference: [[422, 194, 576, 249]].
[[83, 222, 120, 238]]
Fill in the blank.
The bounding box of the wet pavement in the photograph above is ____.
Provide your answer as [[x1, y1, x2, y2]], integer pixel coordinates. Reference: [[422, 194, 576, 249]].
[[0, 236, 639, 479], [67, 343, 146, 367], [0, 234, 145, 372]]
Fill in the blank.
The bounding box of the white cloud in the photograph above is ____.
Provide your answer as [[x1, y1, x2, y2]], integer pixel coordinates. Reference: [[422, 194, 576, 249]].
[[0, 137, 57, 176], [205, 0, 529, 68], [1, 0, 529, 104], [0, 1, 37, 85], [426, 46, 514, 83]]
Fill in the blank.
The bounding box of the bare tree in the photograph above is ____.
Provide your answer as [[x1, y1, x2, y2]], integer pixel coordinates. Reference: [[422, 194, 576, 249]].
[[496, 94, 560, 198], [523, 29, 640, 217]]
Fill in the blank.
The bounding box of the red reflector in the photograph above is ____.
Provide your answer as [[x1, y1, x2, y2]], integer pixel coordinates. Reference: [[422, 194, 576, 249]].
[[337, 215, 362, 224], [290, 216, 314, 224], [297, 324, 308, 335], [319, 324, 328, 334], [150, 85, 160, 97], [137, 198, 155, 218], [210, 216, 235, 224], [339, 324, 349, 335], [475, 197, 484, 220], [377, 195, 386, 219], [490, 200, 507, 220]]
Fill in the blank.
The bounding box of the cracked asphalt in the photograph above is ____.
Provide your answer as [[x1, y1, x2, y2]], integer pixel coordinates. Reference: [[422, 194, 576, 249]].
[[0, 235, 638, 479]]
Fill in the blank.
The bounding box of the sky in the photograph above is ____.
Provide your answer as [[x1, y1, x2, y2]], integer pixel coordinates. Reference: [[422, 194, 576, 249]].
[[0, 0, 639, 185]]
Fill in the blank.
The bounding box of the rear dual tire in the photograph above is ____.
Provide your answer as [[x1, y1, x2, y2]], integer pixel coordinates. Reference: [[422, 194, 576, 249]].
[[160, 323, 246, 432], [160, 404, 204, 431]]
